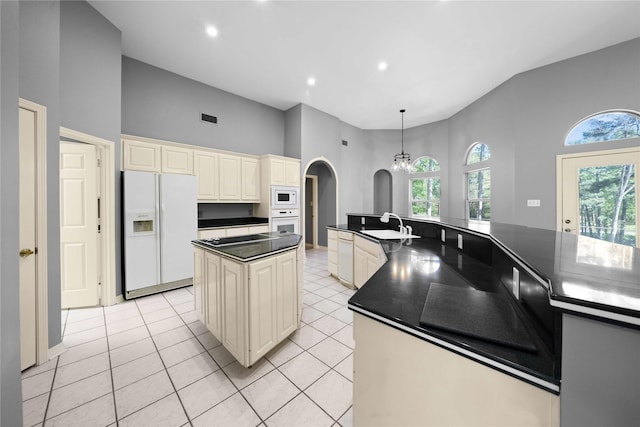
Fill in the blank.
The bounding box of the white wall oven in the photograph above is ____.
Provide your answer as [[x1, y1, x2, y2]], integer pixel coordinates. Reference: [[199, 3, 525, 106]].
[[271, 186, 299, 209], [271, 209, 299, 234]]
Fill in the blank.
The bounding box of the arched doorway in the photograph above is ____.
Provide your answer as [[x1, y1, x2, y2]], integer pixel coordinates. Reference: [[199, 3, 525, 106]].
[[373, 169, 392, 214], [303, 158, 338, 248]]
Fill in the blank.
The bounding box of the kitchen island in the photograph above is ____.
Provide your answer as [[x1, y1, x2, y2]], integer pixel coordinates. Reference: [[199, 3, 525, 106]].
[[191, 232, 303, 367], [335, 214, 640, 427]]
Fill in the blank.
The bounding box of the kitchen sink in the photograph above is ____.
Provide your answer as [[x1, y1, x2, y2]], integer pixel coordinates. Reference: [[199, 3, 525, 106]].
[[361, 229, 420, 240]]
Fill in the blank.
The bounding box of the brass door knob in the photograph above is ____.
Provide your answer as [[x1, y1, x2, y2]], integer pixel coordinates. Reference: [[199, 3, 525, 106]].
[[19, 248, 34, 257]]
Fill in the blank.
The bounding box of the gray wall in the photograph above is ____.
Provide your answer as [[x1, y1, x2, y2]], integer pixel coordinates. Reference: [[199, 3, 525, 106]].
[[360, 38, 639, 229], [284, 104, 302, 159], [20, 0, 62, 349], [1, 2, 23, 425], [122, 57, 285, 156], [60, 0, 122, 296]]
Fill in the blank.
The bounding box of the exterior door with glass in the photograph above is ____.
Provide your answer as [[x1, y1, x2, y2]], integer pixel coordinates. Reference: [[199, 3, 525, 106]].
[[559, 147, 639, 248]]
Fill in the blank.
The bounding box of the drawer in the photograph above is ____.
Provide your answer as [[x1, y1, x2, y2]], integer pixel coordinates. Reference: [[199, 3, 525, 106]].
[[198, 228, 226, 239], [355, 235, 381, 257], [338, 231, 354, 241]]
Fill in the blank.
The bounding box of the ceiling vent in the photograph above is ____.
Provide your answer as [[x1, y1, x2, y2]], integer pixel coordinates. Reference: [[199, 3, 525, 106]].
[[201, 113, 218, 124]]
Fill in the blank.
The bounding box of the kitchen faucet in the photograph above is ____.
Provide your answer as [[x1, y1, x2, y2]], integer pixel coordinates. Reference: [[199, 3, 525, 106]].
[[380, 212, 411, 235]]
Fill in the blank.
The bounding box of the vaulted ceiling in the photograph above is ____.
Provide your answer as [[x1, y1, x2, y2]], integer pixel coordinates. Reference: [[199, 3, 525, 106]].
[[89, 1, 640, 129]]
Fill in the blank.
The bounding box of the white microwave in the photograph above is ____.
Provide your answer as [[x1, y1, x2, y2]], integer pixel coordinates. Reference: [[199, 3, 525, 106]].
[[271, 186, 299, 208]]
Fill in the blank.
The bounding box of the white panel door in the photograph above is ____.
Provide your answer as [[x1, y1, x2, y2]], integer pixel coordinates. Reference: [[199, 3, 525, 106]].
[[19, 107, 37, 370], [560, 148, 639, 247], [60, 142, 99, 308]]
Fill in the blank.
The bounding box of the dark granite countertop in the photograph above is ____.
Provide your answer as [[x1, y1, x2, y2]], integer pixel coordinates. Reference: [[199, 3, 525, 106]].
[[331, 224, 559, 391], [198, 217, 268, 229], [339, 215, 640, 324], [192, 232, 301, 262]]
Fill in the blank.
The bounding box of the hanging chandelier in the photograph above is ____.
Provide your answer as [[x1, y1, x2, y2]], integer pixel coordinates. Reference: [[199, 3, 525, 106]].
[[391, 109, 413, 172]]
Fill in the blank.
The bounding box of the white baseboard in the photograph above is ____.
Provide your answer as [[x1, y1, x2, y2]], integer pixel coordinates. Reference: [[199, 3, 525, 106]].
[[115, 294, 125, 304]]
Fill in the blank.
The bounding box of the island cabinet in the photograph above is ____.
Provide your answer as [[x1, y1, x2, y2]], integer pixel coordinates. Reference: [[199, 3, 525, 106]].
[[353, 235, 386, 288], [353, 313, 560, 426], [193, 246, 300, 367]]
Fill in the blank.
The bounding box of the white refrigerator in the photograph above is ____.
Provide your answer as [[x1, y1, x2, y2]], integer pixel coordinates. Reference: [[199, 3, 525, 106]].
[[123, 171, 197, 299]]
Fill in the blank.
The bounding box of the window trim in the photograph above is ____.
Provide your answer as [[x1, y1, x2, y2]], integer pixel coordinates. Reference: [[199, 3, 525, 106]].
[[409, 156, 441, 219], [464, 143, 491, 222]]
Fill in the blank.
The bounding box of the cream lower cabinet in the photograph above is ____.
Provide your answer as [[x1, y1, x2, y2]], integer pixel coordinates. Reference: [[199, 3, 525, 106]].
[[328, 229, 338, 276], [353, 235, 386, 288], [193, 247, 205, 322], [353, 313, 560, 426], [204, 252, 222, 339], [199, 247, 299, 367], [221, 258, 246, 364]]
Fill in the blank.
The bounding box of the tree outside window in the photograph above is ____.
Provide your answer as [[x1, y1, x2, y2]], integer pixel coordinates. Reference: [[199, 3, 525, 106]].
[[466, 143, 491, 221], [566, 111, 640, 146], [410, 157, 440, 218]]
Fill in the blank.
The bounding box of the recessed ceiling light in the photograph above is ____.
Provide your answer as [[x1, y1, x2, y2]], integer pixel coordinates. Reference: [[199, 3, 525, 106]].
[[307, 77, 316, 86], [206, 26, 218, 37], [378, 62, 388, 71]]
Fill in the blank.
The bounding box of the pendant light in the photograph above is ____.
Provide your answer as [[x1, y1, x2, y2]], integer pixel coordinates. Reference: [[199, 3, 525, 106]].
[[391, 109, 413, 172]]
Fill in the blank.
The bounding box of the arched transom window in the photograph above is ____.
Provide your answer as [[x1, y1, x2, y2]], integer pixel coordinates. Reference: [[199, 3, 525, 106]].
[[410, 156, 440, 218], [465, 143, 491, 222], [566, 111, 640, 146]]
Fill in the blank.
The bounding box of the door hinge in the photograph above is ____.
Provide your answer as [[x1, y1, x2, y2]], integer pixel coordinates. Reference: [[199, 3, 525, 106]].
[[97, 158, 101, 167]]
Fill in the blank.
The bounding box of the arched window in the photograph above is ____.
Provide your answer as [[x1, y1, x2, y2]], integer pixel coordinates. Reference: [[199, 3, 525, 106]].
[[410, 156, 440, 218], [465, 143, 491, 222], [565, 111, 640, 146]]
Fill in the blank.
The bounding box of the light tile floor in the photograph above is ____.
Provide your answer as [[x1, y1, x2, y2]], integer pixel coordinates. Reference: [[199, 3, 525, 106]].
[[21, 247, 354, 427]]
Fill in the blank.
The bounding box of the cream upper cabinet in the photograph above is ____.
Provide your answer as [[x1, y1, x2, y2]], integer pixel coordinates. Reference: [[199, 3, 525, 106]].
[[122, 139, 161, 172], [161, 145, 193, 175], [266, 156, 300, 187], [219, 154, 242, 200], [194, 150, 219, 201], [284, 160, 300, 187], [241, 157, 261, 201]]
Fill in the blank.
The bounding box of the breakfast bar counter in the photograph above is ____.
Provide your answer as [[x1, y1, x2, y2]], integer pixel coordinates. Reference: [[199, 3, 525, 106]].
[[337, 214, 640, 427]]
